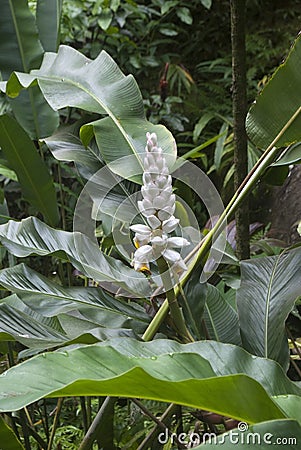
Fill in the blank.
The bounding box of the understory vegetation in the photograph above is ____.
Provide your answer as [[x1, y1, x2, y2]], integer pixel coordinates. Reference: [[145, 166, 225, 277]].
[[0, 1, 301, 449]]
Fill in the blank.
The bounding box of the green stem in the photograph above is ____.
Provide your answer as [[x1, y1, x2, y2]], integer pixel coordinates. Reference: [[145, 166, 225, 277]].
[[142, 299, 169, 341], [47, 398, 64, 450], [156, 256, 193, 343], [78, 397, 116, 450], [141, 105, 301, 342]]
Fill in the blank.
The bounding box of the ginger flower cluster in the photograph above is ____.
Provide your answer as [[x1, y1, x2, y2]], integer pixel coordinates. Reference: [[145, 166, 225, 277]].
[[130, 132, 190, 274]]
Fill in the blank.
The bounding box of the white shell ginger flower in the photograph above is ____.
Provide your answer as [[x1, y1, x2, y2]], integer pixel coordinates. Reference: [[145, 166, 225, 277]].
[[130, 132, 190, 274]]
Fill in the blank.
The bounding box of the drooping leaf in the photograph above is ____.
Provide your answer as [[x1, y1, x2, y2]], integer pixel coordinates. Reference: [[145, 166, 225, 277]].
[[0, 114, 59, 226], [246, 34, 301, 150], [0, 415, 24, 450], [6, 45, 176, 181], [237, 246, 301, 369], [0, 299, 68, 349], [0, 339, 287, 425], [0, 294, 140, 353], [203, 284, 241, 345], [0, 264, 149, 322], [0, 217, 151, 298], [0, 0, 59, 138], [43, 124, 103, 179], [36, 0, 63, 52], [97, 338, 300, 397], [194, 419, 301, 449]]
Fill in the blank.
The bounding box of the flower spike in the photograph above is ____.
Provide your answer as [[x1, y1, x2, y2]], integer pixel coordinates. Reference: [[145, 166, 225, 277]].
[[130, 133, 189, 275]]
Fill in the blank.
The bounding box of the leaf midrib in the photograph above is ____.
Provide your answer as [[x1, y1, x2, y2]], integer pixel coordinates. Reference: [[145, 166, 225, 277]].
[[36, 73, 144, 171], [264, 255, 281, 358]]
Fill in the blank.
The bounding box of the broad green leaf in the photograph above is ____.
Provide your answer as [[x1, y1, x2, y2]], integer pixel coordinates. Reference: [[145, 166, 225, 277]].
[[0, 340, 285, 424], [203, 284, 241, 345], [181, 270, 207, 340], [0, 415, 24, 450], [0, 114, 59, 226], [237, 246, 301, 369], [6, 46, 176, 180], [0, 0, 43, 78], [36, 0, 63, 52], [43, 124, 103, 179], [274, 395, 301, 424], [0, 0, 59, 139], [0, 294, 139, 353], [0, 217, 151, 297], [98, 338, 300, 397], [0, 264, 149, 322], [194, 419, 301, 448], [0, 300, 68, 349], [246, 34, 301, 149]]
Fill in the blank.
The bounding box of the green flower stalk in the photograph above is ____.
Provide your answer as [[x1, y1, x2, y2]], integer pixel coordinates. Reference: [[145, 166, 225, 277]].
[[131, 132, 193, 342]]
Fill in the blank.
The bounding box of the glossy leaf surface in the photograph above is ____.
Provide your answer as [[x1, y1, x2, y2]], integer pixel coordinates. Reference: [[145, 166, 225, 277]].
[[0, 339, 287, 424], [237, 246, 301, 368], [246, 34, 301, 149], [6, 46, 176, 180]]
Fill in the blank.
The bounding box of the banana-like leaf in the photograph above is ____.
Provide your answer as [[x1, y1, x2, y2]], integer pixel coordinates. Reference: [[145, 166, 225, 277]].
[[6, 45, 176, 180], [246, 34, 301, 149], [181, 270, 207, 340], [203, 284, 241, 345], [0, 114, 59, 226], [36, 0, 62, 52], [0, 0, 59, 139], [0, 264, 148, 322], [274, 395, 301, 425], [43, 124, 103, 179], [97, 338, 300, 397], [237, 246, 301, 369], [0, 340, 287, 424], [194, 419, 301, 449], [0, 0, 43, 78], [0, 295, 139, 354], [0, 217, 151, 298], [0, 300, 68, 349], [0, 416, 24, 450]]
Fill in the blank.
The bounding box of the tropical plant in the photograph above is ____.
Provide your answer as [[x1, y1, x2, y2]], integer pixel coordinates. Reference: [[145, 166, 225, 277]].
[[0, 6, 301, 450]]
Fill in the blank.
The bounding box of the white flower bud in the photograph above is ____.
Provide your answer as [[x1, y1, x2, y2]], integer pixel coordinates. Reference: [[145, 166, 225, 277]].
[[147, 215, 161, 229], [131, 132, 190, 277]]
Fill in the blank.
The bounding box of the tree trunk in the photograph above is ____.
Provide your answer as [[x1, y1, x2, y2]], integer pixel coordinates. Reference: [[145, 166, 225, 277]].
[[230, 0, 250, 259]]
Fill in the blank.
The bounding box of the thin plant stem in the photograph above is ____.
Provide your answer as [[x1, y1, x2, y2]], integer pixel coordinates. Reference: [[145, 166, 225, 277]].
[[137, 403, 178, 450], [80, 397, 89, 433], [78, 397, 115, 450], [47, 398, 64, 450], [132, 399, 186, 449]]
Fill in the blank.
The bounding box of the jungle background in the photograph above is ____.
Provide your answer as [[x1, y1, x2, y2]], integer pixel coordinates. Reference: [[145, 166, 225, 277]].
[[1, 0, 301, 449]]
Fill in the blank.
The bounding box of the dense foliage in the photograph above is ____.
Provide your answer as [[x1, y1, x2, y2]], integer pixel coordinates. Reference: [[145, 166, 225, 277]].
[[0, 1, 301, 449]]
